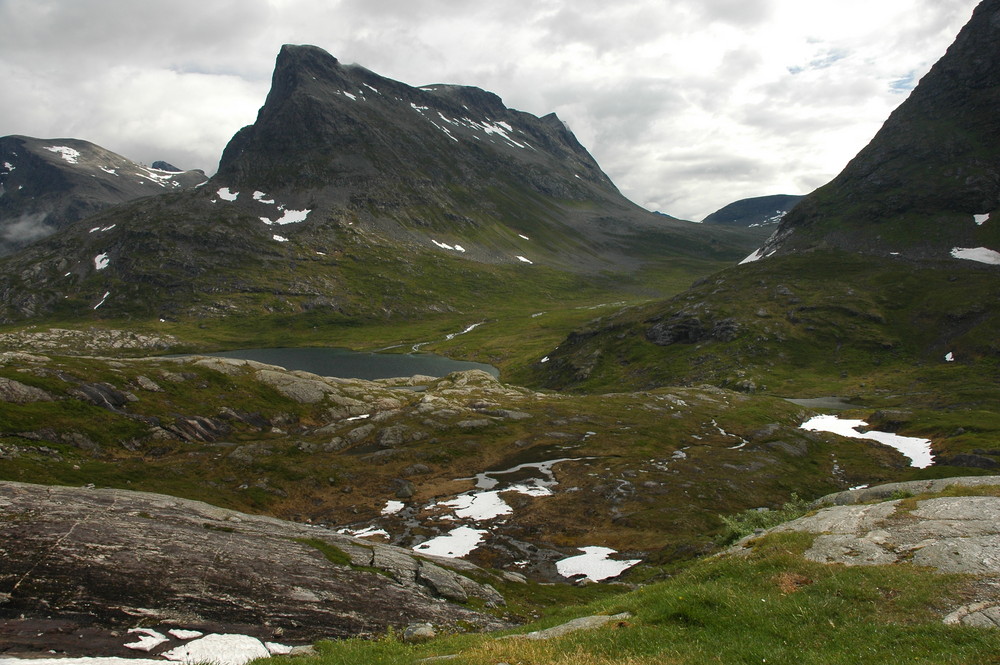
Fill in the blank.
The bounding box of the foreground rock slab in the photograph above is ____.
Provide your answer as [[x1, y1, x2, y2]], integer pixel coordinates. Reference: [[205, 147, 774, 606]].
[[0, 481, 508, 657]]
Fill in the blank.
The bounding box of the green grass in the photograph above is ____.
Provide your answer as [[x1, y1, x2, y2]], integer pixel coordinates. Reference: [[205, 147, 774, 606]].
[[279, 531, 1000, 665]]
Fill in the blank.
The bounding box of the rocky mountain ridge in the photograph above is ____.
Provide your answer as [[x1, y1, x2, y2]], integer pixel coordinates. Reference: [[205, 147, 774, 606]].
[[701, 194, 803, 228], [0, 135, 206, 256], [0, 45, 760, 323]]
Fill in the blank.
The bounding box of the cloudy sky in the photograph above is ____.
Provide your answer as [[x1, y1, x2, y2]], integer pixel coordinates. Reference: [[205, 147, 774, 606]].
[[0, 0, 982, 220]]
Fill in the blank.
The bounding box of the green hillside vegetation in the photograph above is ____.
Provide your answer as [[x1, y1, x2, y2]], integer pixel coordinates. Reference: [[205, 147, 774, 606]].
[[280, 488, 1000, 665]]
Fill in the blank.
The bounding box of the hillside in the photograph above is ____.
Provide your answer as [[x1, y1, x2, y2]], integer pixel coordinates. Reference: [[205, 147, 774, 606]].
[[753, 0, 1000, 261], [701, 194, 802, 228], [0, 135, 206, 256]]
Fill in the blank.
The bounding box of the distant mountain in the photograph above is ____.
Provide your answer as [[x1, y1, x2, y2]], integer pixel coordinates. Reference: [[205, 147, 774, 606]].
[[0, 45, 759, 322], [753, 0, 1000, 262], [701, 194, 803, 228], [0, 136, 206, 256]]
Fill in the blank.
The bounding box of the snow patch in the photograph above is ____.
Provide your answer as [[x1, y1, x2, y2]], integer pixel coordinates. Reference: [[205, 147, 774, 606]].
[[518, 234, 530, 240], [342, 91, 357, 100], [124, 628, 169, 652], [168, 629, 204, 640], [160, 633, 270, 665], [216, 187, 238, 201], [801, 414, 933, 468], [338, 525, 389, 538], [43, 145, 80, 164], [740, 247, 765, 264], [555, 546, 640, 582], [93, 291, 110, 310], [516, 255, 533, 264], [950, 247, 1000, 265], [945, 351, 955, 362], [412, 525, 486, 558], [99, 166, 118, 175], [94, 253, 110, 270], [272, 234, 289, 242], [2, 161, 13, 171], [261, 208, 310, 225], [252, 191, 275, 204], [363, 83, 379, 94], [381, 500, 405, 515], [974, 213, 989, 225], [438, 491, 512, 521]]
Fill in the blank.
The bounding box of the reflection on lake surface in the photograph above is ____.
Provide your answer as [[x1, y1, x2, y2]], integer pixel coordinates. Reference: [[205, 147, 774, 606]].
[[198, 347, 498, 381]]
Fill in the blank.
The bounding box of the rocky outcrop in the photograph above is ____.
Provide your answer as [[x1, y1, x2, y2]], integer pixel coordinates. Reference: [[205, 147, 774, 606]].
[[0, 481, 509, 649], [729, 476, 1000, 628]]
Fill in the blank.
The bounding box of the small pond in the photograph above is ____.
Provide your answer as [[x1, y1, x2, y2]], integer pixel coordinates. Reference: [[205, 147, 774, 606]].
[[195, 347, 498, 381]]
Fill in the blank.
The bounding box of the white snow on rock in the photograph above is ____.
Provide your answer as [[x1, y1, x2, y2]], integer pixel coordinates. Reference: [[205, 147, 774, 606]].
[[363, 83, 379, 94], [161, 634, 270, 665], [412, 525, 486, 558], [801, 414, 933, 468], [518, 234, 530, 240], [252, 191, 275, 204], [740, 247, 765, 264], [453, 244, 466, 252], [950, 247, 1000, 265], [43, 145, 80, 164], [0, 659, 165, 665], [124, 628, 169, 652], [338, 525, 390, 538], [381, 500, 405, 515], [94, 253, 110, 270], [555, 546, 640, 582], [945, 351, 955, 362], [216, 187, 239, 201], [90, 225, 115, 233], [342, 91, 357, 100], [516, 255, 533, 264], [93, 291, 111, 310], [261, 208, 310, 225], [99, 166, 118, 176], [168, 629, 204, 640], [974, 213, 990, 225], [2, 161, 14, 171], [272, 234, 289, 242]]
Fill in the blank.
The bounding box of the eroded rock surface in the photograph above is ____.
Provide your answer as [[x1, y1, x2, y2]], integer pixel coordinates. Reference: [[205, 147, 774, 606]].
[[0, 481, 508, 653]]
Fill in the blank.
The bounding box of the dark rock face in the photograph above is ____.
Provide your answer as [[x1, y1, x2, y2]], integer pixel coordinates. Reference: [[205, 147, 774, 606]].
[[0, 136, 207, 256], [758, 0, 1000, 259], [701, 194, 803, 227], [645, 313, 741, 346], [0, 481, 508, 649]]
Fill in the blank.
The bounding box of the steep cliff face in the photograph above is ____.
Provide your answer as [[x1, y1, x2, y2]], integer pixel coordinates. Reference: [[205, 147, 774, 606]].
[[0, 135, 206, 256], [755, 0, 1000, 261]]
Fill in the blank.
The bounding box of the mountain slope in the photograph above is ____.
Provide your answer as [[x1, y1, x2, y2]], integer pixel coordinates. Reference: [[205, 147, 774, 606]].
[[0, 135, 206, 255], [0, 45, 759, 323], [753, 0, 1000, 261], [702, 194, 802, 228]]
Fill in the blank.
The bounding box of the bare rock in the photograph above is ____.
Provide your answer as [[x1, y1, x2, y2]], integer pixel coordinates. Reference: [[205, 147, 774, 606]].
[[0, 377, 53, 404], [0, 481, 508, 646]]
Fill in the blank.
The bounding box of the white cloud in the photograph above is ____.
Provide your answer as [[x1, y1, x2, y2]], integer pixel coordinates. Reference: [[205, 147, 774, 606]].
[[0, 0, 981, 220]]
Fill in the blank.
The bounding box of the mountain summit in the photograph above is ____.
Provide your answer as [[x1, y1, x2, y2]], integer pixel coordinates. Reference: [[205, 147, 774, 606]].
[[752, 0, 1000, 262], [0, 45, 756, 322]]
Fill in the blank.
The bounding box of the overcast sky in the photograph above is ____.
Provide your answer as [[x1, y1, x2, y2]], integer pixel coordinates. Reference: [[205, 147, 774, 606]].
[[0, 0, 982, 220]]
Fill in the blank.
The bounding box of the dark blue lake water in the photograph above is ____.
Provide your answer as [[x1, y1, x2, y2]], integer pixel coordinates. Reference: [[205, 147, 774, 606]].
[[199, 347, 498, 381]]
